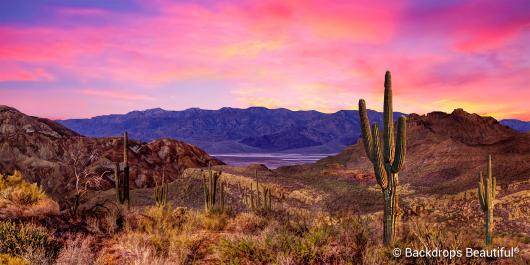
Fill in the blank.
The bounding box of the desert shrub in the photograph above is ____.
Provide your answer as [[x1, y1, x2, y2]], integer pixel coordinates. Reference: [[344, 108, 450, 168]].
[[0, 171, 46, 205], [197, 211, 229, 231], [55, 234, 96, 265], [136, 206, 189, 234], [398, 219, 484, 265], [122, 206, 189, 257], [168, 232, 208, 264], [0, 221, 60, 262], [219, 236, 273, 264], [219, 214, 376, 264], [0, 254, 28, 265], [111, 206, 209, 264], [225, 212, 268, 234]]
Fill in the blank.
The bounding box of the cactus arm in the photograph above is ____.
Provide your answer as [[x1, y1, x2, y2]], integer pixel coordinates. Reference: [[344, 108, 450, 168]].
[[220, 181, 225, 211], [491, 177, 497, 200], [478, 172, 486, 211], [488, 155, 497, 203], [359, 99, 374, 161], [485, 171, 491, 208], [202, 171, 208, 209], [383, 71, 395, 164], [124, 165, 129, 204], [250, 182, 255, 209], [372, 124, 388, 190], [114, 162, 121, 202], [391, 116, 407, 173]]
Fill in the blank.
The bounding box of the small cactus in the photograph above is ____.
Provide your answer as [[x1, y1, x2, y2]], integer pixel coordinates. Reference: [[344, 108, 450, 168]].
[[115, 132, 130, 208], [220, 181, 225, 211], [248, 170, 272, 211], [262, 186, 272, 211], [250, 182, 255, 209], [154, 169, 168, 207], [478, 155, 496, 245], [202, 162, 224, 212]]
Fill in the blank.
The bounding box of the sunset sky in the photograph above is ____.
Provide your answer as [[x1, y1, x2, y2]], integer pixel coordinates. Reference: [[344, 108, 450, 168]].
[[0, 0, 529, 120]]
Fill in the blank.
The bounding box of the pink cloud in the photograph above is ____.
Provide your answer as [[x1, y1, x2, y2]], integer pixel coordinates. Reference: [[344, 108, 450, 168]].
[[0, 67, 54, 82], [0, 0, 528, 120], [80, 89, 154, 101], [54, 7, 109, 17]]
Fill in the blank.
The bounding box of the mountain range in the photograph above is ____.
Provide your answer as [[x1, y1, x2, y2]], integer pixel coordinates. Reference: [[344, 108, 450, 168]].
[[57, 107, 403, 154], [500, 119, 530, 133], [57, 107, 529, 154]]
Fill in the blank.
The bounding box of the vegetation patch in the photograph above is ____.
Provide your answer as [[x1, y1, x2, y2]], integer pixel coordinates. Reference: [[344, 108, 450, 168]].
[[0, 171, 45, 206], [0, 221, 61, 262]]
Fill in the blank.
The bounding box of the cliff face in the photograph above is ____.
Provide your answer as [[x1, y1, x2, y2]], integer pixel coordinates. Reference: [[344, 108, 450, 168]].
[[277, 109, 530, 194], [0, 106, 224, 199]]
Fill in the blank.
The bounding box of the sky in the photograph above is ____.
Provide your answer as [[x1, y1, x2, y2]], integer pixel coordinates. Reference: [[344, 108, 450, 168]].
[[0, 0, 529, 120]]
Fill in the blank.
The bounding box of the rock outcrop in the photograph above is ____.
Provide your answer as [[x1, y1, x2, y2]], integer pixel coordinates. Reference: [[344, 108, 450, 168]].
[[0, 106, 224, 199]]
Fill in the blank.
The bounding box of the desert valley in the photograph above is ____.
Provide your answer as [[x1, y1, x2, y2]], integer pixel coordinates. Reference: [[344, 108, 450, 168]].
[[1, 74, 529, 264], [1, 1, 530, 264]]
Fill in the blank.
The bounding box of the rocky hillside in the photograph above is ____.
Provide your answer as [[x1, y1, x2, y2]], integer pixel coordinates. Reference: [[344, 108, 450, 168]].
[[0, 106, 223, 200], [277, 109, 530, 194], [57, 107, 404, 153]]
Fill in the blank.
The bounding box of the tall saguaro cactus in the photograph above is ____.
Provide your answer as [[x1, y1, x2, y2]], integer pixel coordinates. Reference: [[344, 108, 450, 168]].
[[358, 71, 407, 245], [478, 155, 496, 245], [115, 132, 130, 208]]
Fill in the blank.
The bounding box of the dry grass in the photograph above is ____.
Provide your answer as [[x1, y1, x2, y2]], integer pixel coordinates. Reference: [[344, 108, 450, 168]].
[[1, 166, 528, 264], [0, 254, 28, 265], [100, 206, 213, 264], [218, 212, 376, 264], [55, 234, 97, 265], [225, 212, 268, 234]]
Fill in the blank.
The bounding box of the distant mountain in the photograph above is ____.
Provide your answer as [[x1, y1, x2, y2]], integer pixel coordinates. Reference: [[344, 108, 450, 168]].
[[500, 119, 530, 132], [0, 105, 222, 199], [57, 107, 405, 154]]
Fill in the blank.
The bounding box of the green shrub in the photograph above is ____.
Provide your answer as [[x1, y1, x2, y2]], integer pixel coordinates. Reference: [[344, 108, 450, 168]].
[[0, 171, 46, 205], [0, 221, 61, 261]]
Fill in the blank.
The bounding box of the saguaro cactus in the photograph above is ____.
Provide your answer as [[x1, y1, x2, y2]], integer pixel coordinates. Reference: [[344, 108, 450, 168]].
[[202, 162, 223, 211], [478, 155, 496, 245], [154, 169, 168, 207], [115, 132, 130, 208], [220, 181, 225, 211], [250, 182, 255, 209], [262, 186, 272, 211], [358, 71, 407, 245], [247, 170, 272, 211]]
